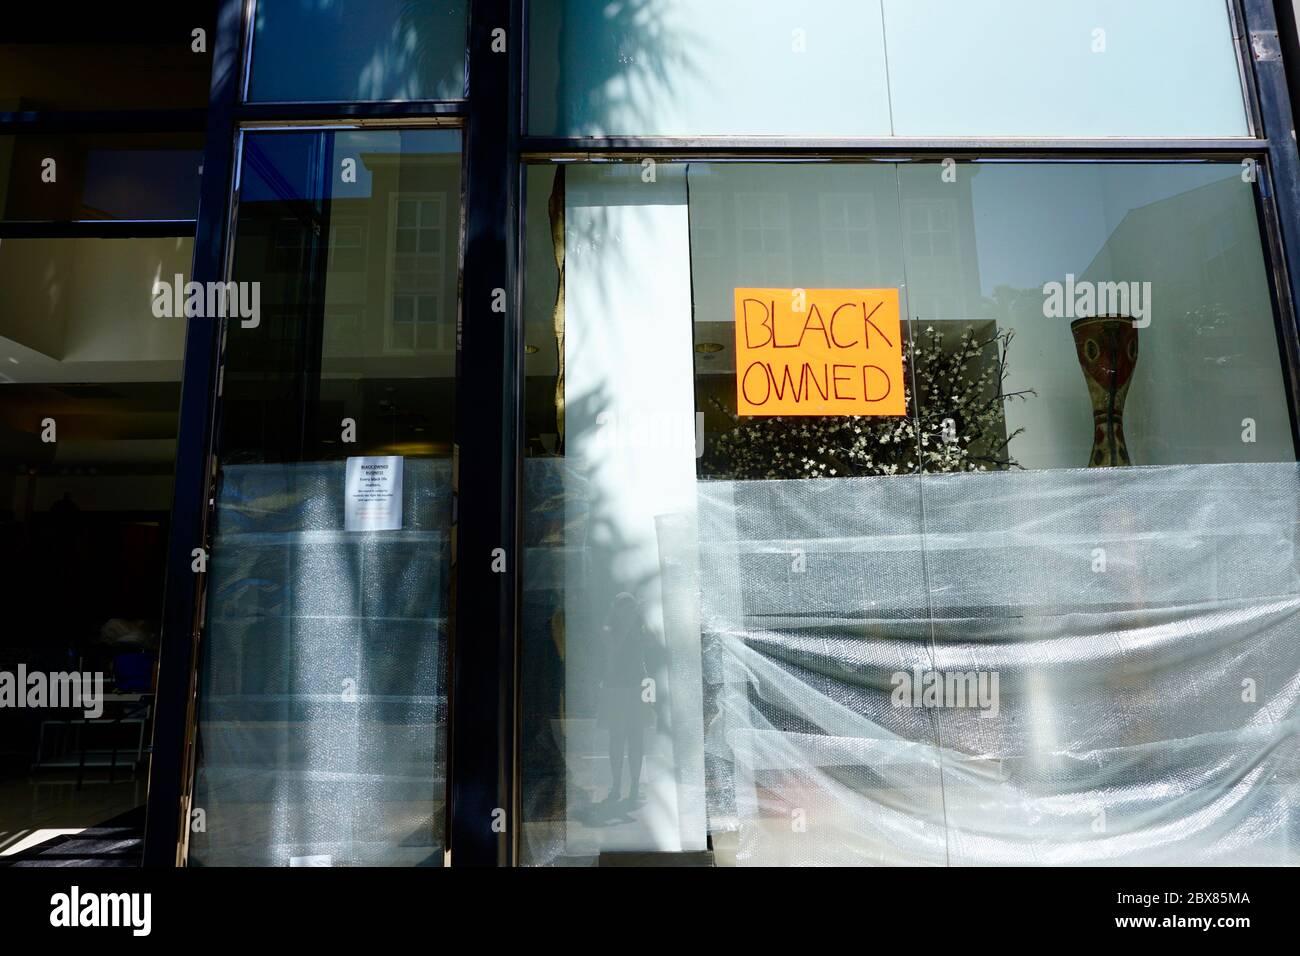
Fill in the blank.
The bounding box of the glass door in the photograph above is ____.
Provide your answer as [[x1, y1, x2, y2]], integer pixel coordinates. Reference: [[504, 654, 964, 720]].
[[188, 127, 461, 866]]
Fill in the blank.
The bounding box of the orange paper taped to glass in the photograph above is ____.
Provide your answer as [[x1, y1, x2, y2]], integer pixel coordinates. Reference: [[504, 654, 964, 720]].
[[733, 288, 905, 417]]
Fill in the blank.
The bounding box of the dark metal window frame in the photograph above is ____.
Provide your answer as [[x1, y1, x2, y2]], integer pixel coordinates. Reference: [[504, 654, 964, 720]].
[[141, 0, 519, 867], [0, 0, 217, 235], [138, 0, 1300, 868], [0, 112, 206, 240]]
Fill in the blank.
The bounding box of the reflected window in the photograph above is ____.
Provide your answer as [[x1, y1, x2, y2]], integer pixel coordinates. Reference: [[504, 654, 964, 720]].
[[388, 195, 448, 353]]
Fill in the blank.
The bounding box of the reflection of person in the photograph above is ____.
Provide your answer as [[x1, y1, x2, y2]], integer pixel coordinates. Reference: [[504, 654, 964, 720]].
[[598, 592, 654, 805]]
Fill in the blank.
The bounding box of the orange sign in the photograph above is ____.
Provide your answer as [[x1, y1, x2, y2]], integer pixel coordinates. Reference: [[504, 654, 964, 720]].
[[733, 288, 905, 417]]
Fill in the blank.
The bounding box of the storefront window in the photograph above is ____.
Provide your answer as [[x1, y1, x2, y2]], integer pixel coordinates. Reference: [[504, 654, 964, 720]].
[[691, 162, 1292, 471], [247, 1, 468, 103], [528, 0, 892, 137], [520, 159, 1299, 865], [883, 0, 1249, 137], [0, 236, 192, 861], [189, 129, 461, 866], [528, 0, 1248, 138], [0, 133, 203, 221]]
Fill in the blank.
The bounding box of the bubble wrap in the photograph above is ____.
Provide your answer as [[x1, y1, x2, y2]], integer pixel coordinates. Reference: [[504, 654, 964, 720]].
[[696, 463, 1300, 865], [190, 460, 451, 867]]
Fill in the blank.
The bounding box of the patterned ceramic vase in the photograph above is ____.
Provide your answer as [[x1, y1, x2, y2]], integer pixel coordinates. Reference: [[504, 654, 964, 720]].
[[1070, 315, 1138, 467]]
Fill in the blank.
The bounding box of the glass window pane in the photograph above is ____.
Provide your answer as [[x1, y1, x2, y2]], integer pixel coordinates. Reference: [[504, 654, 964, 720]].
[[519, 166, 721, 862], [190, 129, 461, 866], [528, 0, 1249, 138], [0, 237, 191, 383], [393, 296, 414, 325], [248, 0, 468, 103], [883, 0, 1249, 137], [391, 320, 415, 350], [528, 0, 893, 136], [0, 3, 215, 111], [897, 161, 1289, 466], [0, 237, 191, 856], [0, 134, 204, 221], [520, 160, 1300, 866]]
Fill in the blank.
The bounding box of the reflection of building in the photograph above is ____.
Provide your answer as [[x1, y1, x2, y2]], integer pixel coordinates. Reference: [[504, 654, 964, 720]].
[[684, 165, 992, 472], [1075, 177, 1292, 465], [321, 154, 458, 358], [900, 184, 981, 321], [222, 141, 461, 464]]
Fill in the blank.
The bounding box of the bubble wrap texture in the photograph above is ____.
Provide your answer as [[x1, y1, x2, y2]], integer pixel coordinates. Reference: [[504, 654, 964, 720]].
[[190, 460, 451, 867], [697, 463, 1300, 865]]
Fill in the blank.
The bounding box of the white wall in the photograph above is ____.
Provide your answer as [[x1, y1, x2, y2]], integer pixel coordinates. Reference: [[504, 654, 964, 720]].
[[563, 164, 706, 854], [0, 236, 190, 382]]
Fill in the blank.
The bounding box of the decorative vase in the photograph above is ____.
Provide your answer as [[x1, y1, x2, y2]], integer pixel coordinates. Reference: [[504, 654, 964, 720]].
[[1070, 315, 1138, 467]]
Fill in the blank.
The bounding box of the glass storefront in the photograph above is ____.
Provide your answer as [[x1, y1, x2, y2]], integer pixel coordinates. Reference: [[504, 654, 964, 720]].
[[4, 0, 1300, 870], [519, 160, 1299, 864]]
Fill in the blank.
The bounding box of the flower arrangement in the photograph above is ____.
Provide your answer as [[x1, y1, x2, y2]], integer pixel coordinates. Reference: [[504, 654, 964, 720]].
[[703, 324, 1035, 479]]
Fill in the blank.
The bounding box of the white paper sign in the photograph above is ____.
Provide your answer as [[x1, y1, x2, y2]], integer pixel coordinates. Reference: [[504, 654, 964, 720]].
[[344, 456, 403, 532]]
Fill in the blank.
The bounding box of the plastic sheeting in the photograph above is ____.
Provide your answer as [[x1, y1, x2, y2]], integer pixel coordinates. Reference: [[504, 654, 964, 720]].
[[695, 462, 1300, 865], [519, 457, 708, 864], [189, 456, 1300, 865], [190, 460, 450, 867]]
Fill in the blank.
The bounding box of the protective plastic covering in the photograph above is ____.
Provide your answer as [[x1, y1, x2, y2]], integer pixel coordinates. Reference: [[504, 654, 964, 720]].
[[696, 462, 1300, 865], [520, 457, 709, 864], [190, 460, 450, 867]]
